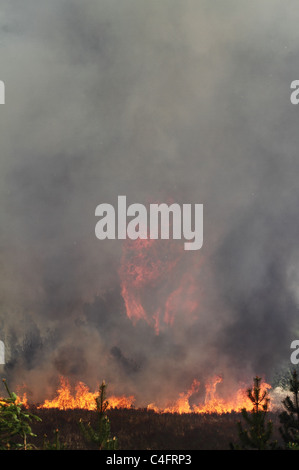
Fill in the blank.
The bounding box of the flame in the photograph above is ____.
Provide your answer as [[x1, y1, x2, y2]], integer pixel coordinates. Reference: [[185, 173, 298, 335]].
[[148, 379, 201, 414], [148, 376, 272, 415], [16, 393, 29, 408], [0, 392, 28, 409], [119, 237, 199, 334], [39, 377, 135, 410], [5, 375, 273, 414]]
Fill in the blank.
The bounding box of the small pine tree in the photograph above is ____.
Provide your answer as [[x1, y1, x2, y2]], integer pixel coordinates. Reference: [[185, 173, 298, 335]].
[[43, 429, 66, 450], [279, 369, 299, 448], [0, 378, 41, 450], [79, 381, 118, 450], [231, 376, 277, 450]]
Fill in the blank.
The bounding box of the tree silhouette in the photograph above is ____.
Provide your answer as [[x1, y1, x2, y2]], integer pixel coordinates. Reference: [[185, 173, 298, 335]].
[[79, 381, 118, 450], [279, 369, 299, 448], [231, 376, 277, 450]]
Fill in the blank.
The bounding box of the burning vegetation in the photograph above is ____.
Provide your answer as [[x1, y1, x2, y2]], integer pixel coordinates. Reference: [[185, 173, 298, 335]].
[[39, 377, 135, 411], [1, 372, 299, 450], [13, 374, 272, 416], [1, 206, 297, 450]]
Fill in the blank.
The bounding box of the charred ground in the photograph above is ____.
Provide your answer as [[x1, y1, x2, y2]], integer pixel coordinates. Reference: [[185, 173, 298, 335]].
[[28, 407, 283, 450]]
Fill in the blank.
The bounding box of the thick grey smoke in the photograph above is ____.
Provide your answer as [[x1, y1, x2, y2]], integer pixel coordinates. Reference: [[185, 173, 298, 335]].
[[0, 0, 299, 405]]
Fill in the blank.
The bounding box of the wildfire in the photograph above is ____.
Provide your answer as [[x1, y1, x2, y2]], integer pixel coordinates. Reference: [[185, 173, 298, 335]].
[[8, 375, 272, 414], [16, 393, 29, 408], [148, 379, 201, 414], [147, 376, 272, 415], [0, 393, 28, 409], [39, 377, 135, 411], [119, 237, 199, 334]]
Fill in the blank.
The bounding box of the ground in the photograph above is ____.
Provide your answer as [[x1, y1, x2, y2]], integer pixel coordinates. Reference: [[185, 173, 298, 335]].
[[28, 408, 283, 450]]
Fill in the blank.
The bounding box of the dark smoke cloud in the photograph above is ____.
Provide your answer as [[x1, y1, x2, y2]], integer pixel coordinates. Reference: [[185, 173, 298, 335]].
[[0, 0, 299, 404]]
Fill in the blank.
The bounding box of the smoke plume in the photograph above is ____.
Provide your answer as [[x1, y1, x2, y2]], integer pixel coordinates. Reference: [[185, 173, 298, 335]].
[[0, 0, 299, 405]]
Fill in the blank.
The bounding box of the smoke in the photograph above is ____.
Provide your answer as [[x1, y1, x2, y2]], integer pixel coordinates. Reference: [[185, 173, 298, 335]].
[[0, 0, 299, 404]]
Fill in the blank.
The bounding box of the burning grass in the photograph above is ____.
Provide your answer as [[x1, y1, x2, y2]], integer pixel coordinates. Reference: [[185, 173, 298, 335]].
[[34, 375, 272, 416], [39, 377, 135, 411], [0, 376, 286, 450]]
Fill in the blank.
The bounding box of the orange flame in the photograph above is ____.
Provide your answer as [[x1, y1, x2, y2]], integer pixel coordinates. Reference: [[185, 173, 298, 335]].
[[119, 237, 199, 334], [9, 375, 273, 415], [39, 377, 135, 411], [148, 376, 272, 415], [16, 393, 29, 409], [148, 379, 201, 414], [0, 392, 29, 409]]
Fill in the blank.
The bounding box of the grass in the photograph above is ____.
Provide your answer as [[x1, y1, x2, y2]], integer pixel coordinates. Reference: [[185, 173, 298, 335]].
[[27, 407, 284, 450]]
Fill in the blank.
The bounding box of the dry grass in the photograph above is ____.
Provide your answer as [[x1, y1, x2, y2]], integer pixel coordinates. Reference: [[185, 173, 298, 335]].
[[27, 407, 283, 450]]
